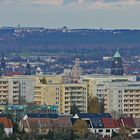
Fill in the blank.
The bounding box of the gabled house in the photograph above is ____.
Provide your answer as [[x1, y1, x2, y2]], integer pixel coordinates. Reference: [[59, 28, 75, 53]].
[[20, 113, 72, 135], [0, 115, 13, 135]]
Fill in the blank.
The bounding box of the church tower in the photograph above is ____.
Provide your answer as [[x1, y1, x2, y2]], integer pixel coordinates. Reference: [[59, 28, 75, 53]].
[[111, 50, 123, 75], [0, 53, 6, 76], [72, 57, 83, 82]]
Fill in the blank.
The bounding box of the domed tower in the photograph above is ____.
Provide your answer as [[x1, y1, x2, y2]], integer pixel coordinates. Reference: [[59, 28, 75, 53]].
[[111, 50, 123, 75]]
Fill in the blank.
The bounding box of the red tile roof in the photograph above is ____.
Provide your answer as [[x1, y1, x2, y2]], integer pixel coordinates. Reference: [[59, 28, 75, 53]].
[[58, 117, 72, 128], [133, 118, 140, 128], [5, 72, 24, 76], [39, 118, 52, 128], [101, 118, 116, 128], [51, 119, 60, 128], [0, 117, 13, 128], [121, 118, 136, 128], [22, 117, 72, 129]]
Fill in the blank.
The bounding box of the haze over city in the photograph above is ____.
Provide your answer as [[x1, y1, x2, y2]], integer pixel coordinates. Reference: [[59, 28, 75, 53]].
[[0, 0, 140, 29]]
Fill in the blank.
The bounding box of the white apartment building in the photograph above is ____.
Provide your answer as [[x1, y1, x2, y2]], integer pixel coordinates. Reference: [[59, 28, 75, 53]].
[[0, 76, 35, 107], [9, 76, 35, 104], [81, 75, 136, 100], [0, 78, 19, 105], [104, 82, 140, 118]]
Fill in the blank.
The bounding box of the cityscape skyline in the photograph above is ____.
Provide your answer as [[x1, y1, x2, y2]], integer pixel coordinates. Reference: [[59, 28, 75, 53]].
[[1, 0, 140, 29]]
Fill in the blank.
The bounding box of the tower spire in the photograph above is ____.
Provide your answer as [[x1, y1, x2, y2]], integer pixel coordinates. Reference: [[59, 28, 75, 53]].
[[111, 50, 123, 75]]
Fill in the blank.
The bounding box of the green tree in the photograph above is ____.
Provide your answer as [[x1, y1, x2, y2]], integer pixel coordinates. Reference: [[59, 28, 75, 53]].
[[73, 119, 89, 138], [0, 123, 5, 137], [70, 103, 80, 115], [46, 129, 72, 140], [117, 126, 133, 140], [88, 96, 100, 113]]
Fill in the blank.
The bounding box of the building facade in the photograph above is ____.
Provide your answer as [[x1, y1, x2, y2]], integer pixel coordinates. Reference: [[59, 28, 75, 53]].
[[34, 75, 87, 114], [104, 82, 140, 118], [61, 84, 87, 114], [0, 78, 19, 106]]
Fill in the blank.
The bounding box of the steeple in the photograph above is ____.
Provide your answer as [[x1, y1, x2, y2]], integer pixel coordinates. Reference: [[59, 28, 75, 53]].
[[113, 50, 121, 58], [111, 50, 123, 76]]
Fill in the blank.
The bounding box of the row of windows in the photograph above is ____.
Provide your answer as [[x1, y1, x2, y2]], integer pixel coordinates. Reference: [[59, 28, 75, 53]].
[[0, 81, 8, 84], [65, 87, 86, 90]]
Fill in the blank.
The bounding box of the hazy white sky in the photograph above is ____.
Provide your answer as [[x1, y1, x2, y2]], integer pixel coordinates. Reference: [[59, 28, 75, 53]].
[[0, 0, 140, 29]]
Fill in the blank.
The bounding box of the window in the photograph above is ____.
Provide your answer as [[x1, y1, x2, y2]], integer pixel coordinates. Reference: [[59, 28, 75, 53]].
[[99, 129, 103, 132], [106, 129, 110, 133]]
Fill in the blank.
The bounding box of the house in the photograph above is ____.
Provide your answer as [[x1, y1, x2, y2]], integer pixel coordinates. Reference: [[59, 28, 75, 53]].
[[0, 115, 13, 135], [73, 113, 140, 137], [20, 113, 72, 135], [73, 113, 115, 137]]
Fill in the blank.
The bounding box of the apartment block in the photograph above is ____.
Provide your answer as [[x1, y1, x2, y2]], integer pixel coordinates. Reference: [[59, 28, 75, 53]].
[[0, 78, 19, 105], [104, 82, 140, 118], [61, 84, 87, 114], [9, 76, 35, 104], [81, 75, 136, 100], [34, 75, 87, 114]]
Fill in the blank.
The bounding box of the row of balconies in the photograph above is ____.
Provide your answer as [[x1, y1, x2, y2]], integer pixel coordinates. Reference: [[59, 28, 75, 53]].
[[123, 109, 140, 112]]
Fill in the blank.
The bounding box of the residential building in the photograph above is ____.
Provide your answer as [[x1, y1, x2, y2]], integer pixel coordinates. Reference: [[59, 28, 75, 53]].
[[73, 113, 140, 137], [0, 77, 19, 106], [104, 82, 140, 118], [61, 83, 87, 114], [0, 114, 13, 135], [81, 74, 136, 99], [0, 75, 35, 107], [20, 114, 72, 135], [34, 75, 87, 114], [7, 75, 35, 104]]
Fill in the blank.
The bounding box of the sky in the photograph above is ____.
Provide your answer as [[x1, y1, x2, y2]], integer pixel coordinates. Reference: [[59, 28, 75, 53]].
[[0, 0, 140, 29]]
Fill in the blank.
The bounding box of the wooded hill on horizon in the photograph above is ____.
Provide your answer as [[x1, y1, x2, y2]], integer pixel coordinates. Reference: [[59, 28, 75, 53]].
[[0, 27, 139, 57]]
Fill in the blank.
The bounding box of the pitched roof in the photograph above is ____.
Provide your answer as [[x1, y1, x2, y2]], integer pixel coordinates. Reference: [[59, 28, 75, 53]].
[[124, 118, 136, 128], [58, 117, 72, 128], [27, 118, 40, 128], [26, 113, 59, 118], [90, 118, 104, 128], [133, 118, 140, 128], [5, 72, 24, 76], [0, 117, 13, 128], [38, 118, 52, 128], [74, 113, 112, 119], [114, 50, 121, 58], [22, 117, 72, 129], [101, 118, 116, 128], [120, 118, 136, 128]]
